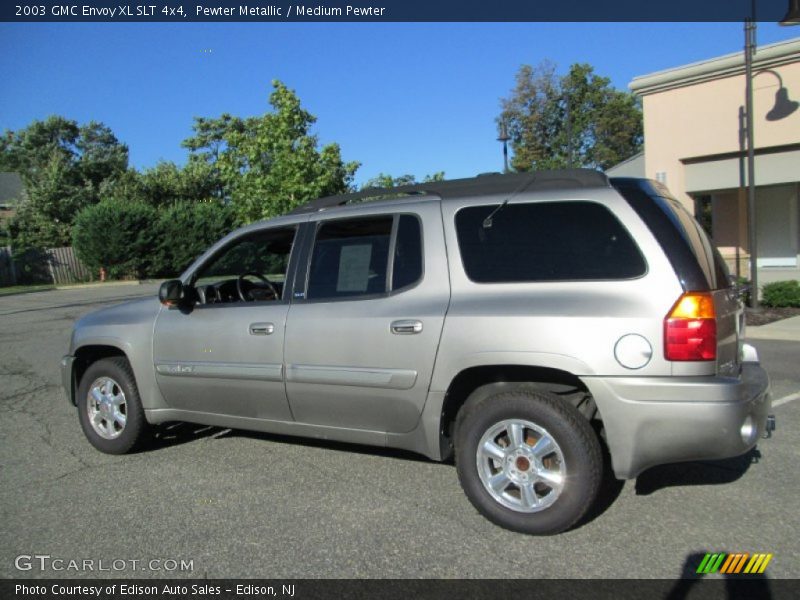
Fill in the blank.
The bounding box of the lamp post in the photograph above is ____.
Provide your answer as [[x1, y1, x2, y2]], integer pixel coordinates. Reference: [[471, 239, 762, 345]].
[[497, 121, 510, 173], [744, 1, 800, 308], [744, 2, 758, 308]]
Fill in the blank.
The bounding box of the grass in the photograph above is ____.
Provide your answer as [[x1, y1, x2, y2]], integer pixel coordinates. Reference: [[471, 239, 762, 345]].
[[0, 283, 55, 296]]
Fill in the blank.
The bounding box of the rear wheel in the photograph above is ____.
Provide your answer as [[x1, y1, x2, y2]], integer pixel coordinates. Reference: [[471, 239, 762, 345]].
[[77, 357, 149, 454], [455, 388, 602, 534]]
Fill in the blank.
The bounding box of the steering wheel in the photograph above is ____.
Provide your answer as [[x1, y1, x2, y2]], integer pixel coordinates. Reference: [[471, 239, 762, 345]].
[[237, 272, 279, 302]]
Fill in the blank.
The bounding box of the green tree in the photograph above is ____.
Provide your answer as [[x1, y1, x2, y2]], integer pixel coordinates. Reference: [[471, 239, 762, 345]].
[[360, 171, 445, 190], [181, 114, 242, 164], [499, 62, 643, 172], [1, 116, 129, 249], [108, 161, 220, 206], [183, 81, 359, 222]]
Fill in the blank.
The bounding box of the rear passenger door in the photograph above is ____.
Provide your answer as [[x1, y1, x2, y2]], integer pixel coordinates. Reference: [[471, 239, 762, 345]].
[[284, 203, 450, 433]]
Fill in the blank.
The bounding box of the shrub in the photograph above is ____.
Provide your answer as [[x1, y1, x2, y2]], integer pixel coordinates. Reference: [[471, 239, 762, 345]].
[[761, 280, 800, 308], [72, 199, 158, 279], [735, 277, 751, 307], [73, 199, 235, 281], [150, 201, 234, 277]]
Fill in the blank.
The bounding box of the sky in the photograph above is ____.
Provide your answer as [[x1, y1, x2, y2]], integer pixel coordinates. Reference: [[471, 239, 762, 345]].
[[1, 22, 798, 186]]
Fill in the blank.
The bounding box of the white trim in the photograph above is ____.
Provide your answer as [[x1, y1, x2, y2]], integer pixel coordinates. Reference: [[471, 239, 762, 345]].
[[630, 38, 800, 95]]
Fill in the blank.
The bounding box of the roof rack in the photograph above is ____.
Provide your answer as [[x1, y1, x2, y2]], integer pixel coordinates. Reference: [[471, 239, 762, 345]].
[[290, 168, 609, 214]]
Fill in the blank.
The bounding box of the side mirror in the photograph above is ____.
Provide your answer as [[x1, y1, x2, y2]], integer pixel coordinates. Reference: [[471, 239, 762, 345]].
[[159, 280, 187, 307]]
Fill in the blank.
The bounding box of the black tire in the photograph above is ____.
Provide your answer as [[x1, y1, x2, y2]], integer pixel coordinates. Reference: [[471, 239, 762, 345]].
[[77, 357, 150, 454], [455, 388, 602, 535]]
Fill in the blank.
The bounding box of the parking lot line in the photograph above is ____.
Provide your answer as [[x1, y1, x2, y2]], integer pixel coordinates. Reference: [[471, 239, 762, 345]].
[[772, 391, 800, 408]]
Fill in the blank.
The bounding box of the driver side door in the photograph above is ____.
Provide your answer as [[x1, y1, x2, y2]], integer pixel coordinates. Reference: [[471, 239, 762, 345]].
[[152, 224, 300, 421]]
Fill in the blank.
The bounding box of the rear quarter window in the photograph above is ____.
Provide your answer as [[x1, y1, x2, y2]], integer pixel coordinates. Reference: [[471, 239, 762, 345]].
[[612, 179, 732, 291], [455, 201, 647, 283], [669, 198, 732, 290]]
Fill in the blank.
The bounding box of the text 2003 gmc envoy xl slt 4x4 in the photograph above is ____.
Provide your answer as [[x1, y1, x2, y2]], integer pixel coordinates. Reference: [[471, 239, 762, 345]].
[[61, 170, 775, 534]]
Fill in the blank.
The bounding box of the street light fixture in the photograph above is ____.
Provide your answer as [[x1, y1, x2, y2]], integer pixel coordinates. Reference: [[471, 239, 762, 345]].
[[497, 120, 510, 174], [763, 72, 799, 121], [780, 0, 800, 24]]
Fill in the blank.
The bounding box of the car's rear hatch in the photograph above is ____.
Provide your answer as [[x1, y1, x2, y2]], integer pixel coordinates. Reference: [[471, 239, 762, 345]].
[[612, 178, 742, 376]]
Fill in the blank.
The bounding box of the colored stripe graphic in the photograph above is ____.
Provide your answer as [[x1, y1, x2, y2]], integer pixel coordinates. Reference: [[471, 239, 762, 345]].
[[719, 553, 748, 574], [697, 553, 725, 574], [744, 553, 773, 574], [720, 554, 737, 573], [733, 553, 750, 574], [697, 553, 773, 574], [696, 554, 712, 573]]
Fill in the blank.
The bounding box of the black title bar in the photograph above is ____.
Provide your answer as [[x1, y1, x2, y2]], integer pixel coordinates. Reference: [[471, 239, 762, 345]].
[[4, 578, 800, 600], [3, 0, 799, 22]]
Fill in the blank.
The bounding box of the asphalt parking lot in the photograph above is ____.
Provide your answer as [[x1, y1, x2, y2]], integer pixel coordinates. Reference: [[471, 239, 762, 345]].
[[1, 284, 798, 580]]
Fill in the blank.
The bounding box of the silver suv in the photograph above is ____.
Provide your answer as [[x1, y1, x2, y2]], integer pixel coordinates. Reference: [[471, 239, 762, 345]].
[[61, 170, 773, 534]]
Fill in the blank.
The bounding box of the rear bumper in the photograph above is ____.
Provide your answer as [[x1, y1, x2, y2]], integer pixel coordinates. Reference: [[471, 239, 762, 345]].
[[584, 359, 771, 480], [61, 354, 75, 405]]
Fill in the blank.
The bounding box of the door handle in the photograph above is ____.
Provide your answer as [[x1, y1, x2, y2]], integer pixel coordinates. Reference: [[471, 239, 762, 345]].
[[391, 319, 423, 335], [249, 322, 275, 336]]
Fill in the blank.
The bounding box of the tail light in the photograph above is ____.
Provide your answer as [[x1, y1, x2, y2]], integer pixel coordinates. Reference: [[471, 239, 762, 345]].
[[664, 292, 716, 361]]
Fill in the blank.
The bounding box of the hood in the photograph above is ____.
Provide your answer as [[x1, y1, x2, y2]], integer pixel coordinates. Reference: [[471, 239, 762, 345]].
[[75, 296, 161, 329]]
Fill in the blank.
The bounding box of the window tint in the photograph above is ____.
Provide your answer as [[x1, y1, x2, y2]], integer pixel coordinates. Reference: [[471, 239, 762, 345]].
[[612, 179, 731, 290], [670, 198, 731, 289], [197, 228, 295, 284], [392, 215, 423, 291], [456, 202, 646, 283], [307, 216, 393, 299]]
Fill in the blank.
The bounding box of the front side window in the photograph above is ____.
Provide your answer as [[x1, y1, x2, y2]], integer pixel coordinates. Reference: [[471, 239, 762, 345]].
[[455, 201, 646, 283], [306, 214, 422, 300], [193, 227, 296, 304]]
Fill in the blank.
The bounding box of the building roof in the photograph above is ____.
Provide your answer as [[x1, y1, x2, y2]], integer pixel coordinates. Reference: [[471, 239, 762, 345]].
[[630, 37, 800, 96], [0, 172, 24, 208], [606, 151, 645, 178]]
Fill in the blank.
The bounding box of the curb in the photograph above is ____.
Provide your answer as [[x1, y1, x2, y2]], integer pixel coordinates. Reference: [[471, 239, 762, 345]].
[[0, 286, 55, 298], [745, 331, 800, 342], [745, 316, 800, 343], [54, 280, 157, 291]]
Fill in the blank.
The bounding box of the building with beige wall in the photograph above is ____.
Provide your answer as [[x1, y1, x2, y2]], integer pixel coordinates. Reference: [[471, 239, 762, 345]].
[[614, 38, 800, 286]]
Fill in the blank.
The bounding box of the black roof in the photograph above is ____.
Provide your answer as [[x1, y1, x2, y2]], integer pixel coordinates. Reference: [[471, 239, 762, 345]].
[[290, 169, 609, 214]]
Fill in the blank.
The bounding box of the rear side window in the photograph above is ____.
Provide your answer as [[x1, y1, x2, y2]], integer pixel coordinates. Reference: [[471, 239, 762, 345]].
[[455, 201, 646, 283], [612, 179, 731, 290], [670, 199, 732, 289], [306, 214, 423, 300]]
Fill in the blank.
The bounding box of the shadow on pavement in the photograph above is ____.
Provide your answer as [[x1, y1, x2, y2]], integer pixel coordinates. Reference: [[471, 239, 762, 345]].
[[143, 421, 435, 464], [635, 448, 761, 496], [143, 421, 228, 450]]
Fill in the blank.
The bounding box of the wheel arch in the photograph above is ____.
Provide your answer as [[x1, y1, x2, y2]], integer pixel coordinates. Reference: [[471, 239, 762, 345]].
[[437, 364, 600, 461], [71, 344, 130, 406]]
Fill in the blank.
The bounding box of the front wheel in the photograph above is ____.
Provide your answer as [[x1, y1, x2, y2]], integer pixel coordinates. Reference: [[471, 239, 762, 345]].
[[77, 357, 150, 454], [455, 389, 602, 534]]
